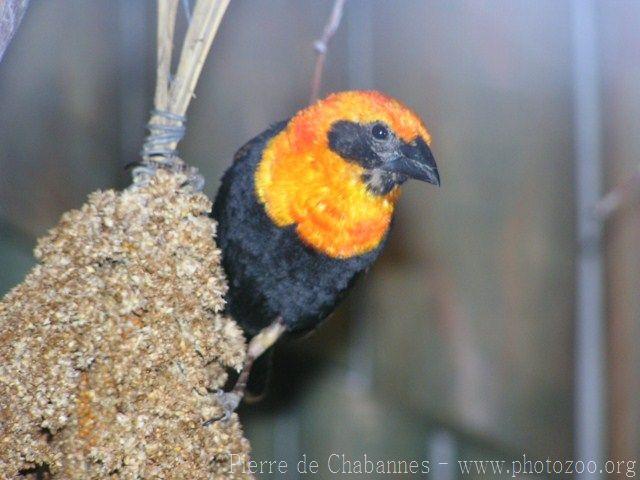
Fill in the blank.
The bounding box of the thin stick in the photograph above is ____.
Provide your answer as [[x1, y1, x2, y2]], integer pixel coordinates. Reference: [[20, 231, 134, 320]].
[[154, 0, 179, 113], [138, 0, 230, 179], [594, 163, 640, 219], [169, 0, 230, 117], [148, 0, 179, 137], [309, 0, 346, 104]]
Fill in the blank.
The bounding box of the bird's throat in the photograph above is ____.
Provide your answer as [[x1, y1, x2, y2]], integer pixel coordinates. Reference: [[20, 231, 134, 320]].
[[255, 129, 398, 259]]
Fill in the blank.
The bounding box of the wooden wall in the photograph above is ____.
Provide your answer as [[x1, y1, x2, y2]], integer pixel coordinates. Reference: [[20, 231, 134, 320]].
[[0, 0, 638, 470]]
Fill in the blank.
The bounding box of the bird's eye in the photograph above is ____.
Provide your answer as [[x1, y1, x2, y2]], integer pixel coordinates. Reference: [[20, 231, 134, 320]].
[[372, 124, 389, 140]]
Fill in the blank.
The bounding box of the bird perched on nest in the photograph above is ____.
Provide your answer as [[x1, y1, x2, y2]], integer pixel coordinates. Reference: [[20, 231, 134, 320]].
[[211, 91, 439, 420]]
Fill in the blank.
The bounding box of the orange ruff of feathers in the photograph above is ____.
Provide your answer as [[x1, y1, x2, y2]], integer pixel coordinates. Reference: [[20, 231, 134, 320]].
[[255, 91, 431, 259]]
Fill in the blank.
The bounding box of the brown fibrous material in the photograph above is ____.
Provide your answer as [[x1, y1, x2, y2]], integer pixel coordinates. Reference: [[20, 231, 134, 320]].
[[0, 171, 253, 479]]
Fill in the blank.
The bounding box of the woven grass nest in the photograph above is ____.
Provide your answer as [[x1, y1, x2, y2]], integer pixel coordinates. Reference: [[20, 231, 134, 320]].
[[0, 171, 253, 479]]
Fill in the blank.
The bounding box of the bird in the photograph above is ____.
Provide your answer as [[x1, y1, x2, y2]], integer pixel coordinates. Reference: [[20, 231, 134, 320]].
[[210, 90, 439, 421]]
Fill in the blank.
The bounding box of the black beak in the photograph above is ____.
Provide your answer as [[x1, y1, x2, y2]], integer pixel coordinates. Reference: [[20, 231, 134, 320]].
[[387, 137, 440, 186]]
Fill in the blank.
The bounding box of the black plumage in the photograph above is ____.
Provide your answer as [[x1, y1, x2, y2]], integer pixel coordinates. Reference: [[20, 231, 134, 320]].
[[211, 121, 384, 339]]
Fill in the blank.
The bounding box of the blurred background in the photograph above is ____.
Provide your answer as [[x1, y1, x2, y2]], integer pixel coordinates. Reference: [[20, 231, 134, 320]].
[[1, 0, 639, 477]]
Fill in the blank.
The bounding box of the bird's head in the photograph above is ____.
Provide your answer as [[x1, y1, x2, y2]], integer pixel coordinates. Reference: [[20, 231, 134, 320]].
[[324, 91, 439, 193], [256, 91, 439, 258]]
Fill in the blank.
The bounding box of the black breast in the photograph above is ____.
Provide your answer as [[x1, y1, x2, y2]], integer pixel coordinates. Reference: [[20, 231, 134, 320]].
[[211, 121, 384, 336]]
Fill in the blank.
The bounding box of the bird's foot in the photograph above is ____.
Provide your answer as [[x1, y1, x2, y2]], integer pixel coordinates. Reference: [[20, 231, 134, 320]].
[[204, 389, 243, 425], [203, 320, 287, 426]]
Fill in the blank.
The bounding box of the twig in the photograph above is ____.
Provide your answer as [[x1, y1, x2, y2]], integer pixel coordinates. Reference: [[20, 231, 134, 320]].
[[146, 0, 179, 142], [137, 0, 230, 187], [154, 0, 179, 114], [594, 163, 640, 219], [309, 0, 346, 104], [168, 0, 230, 137]]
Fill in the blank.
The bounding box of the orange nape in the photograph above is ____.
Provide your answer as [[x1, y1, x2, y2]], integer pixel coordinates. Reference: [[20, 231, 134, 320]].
[[255, 91, 430, 259]]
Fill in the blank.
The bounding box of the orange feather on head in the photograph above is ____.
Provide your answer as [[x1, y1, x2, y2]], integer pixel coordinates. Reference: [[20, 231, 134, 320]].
[[255, 91, 431, 259]]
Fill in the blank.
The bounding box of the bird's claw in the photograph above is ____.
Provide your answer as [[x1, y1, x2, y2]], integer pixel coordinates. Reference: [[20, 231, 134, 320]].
[[205, 389, 242, 425]]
